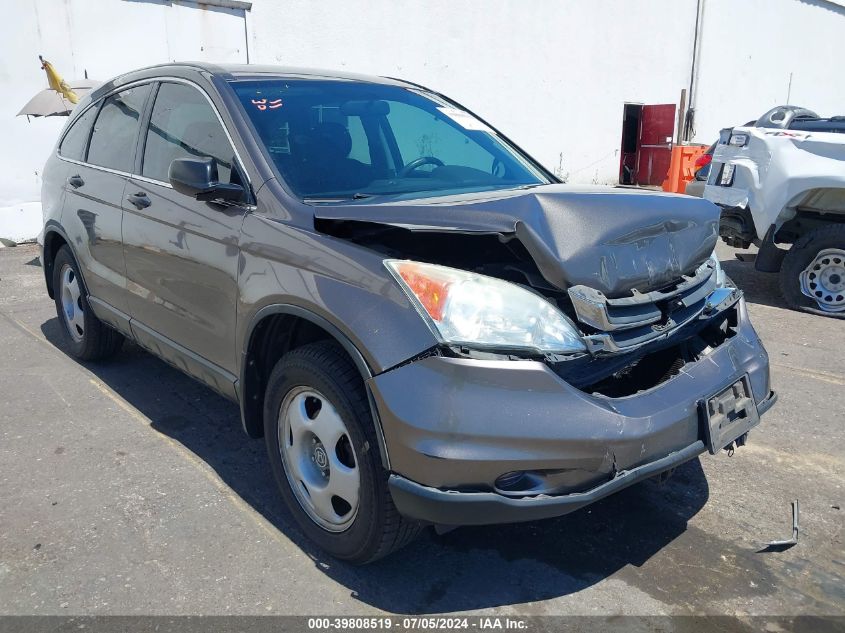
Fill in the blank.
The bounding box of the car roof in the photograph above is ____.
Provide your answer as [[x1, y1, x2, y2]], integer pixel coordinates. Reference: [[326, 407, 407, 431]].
[[91, 62, 414, 100]]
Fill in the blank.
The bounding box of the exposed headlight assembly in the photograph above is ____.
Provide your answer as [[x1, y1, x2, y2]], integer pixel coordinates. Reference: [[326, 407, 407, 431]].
[[385, 260, 586, 354]]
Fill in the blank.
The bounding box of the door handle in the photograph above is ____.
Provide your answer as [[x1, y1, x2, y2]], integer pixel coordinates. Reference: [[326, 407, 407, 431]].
[[67, 175, 84, 189], [126, 192, 151, 210]]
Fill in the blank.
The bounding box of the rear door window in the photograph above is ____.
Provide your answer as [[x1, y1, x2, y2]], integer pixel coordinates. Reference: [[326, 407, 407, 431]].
[[59, 104, 99, 161], [142, 82, 235, 184], [87, 84, 151, 173]]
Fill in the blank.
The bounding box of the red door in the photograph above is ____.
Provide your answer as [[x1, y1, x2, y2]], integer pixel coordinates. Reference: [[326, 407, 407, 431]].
[[636, 104, 676, 186]]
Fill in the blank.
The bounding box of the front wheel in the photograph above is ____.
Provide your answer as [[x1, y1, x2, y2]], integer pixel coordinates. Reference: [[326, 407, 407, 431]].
[[263, 341, 421, 564], [779, 225, 845, 318]]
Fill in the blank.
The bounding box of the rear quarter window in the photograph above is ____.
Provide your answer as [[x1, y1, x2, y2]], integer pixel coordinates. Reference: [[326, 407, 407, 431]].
[[58, 104, 99, 161]]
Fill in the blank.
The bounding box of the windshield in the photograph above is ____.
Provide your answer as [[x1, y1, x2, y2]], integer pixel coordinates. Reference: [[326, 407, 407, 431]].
[[231, 79, 550, 199]]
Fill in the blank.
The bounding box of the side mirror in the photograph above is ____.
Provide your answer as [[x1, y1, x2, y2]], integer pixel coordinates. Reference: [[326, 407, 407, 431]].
[[168, 157, 244, 203]]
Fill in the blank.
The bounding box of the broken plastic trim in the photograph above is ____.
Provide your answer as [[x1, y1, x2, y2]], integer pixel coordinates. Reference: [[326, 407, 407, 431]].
[[759, 501, 800, 552], [559, 301, 741, 398], [568, 258, 718, 332], [582, 286, 741, 355]]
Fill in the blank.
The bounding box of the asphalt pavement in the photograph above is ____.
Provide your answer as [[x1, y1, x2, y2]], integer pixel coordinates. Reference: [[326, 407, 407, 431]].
[[0, 242, 842, 617]]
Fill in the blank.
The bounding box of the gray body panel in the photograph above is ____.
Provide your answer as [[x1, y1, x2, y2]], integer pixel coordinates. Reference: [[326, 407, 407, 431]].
[[237, 179, 437, 375], [122, 175, 245, 376], [61, 164, 131, 317], [684, 178, 706, 198]]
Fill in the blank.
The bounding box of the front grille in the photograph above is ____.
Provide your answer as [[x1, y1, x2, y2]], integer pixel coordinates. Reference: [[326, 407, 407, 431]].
[[568, 260, 718, 353]]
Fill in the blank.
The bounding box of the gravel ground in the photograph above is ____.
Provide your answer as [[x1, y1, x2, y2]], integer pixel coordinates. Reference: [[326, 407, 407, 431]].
[[0, 242, 842, 617]]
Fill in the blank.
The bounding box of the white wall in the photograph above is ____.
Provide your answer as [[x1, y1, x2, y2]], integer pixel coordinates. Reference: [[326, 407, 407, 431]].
[[0, 0, 247, 242], [249, 0, 845, 183], [692, 0, 845, 144], [249, 0, 699, 185], [3, 0, 845, 242]]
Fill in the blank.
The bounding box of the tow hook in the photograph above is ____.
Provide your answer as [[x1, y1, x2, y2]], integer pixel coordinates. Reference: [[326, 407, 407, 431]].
[[724, 432, 748, 456]]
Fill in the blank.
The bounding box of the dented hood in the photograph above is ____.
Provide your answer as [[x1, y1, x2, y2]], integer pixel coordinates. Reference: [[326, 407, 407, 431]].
[[314, 184, 720, 297]]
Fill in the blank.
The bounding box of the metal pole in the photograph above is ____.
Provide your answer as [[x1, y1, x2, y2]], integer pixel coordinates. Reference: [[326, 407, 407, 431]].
[[685, 0, 704, 142]]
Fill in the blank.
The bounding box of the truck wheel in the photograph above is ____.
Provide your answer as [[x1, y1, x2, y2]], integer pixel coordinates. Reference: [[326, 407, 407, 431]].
[[263, 341, 421, 564], [780, 225, 845, 318], [52, 245, 124, 360]]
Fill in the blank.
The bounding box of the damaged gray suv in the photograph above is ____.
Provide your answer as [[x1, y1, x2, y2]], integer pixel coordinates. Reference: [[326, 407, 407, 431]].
[[40, 63, 776, 563]]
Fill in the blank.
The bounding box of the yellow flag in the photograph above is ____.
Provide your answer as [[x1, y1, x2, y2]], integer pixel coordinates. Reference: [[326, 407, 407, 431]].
[[40, 56, 78, 104]]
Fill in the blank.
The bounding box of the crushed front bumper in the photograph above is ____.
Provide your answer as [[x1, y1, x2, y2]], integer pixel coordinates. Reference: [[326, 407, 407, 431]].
[[369, 299, 775, 526]]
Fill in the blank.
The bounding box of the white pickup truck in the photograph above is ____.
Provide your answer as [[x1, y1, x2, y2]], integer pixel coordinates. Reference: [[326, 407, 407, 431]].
[[705, 106, 845, 318]]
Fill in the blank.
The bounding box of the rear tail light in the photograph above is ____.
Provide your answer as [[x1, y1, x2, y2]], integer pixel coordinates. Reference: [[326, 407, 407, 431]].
[[694, 153, 713, 170]]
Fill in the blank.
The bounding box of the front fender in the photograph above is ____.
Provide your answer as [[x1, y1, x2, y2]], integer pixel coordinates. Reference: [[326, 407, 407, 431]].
[[236, 212, 437, 376]]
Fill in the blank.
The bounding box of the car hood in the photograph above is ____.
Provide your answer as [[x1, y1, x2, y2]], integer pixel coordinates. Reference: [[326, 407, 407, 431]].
[[313, 184, 720, 297]]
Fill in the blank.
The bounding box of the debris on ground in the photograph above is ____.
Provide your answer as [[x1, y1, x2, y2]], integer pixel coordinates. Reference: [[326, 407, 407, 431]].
[[758, 500, 799, 552]]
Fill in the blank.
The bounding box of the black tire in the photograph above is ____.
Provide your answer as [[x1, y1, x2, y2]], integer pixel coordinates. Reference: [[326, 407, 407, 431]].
[[52, 245, 124, 360], [263, 341, 421, 564], [779, 225, 845, 319]]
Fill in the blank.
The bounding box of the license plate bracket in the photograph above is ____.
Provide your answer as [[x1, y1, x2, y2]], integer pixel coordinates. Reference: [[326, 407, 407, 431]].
[[699, 375, 760, 454]]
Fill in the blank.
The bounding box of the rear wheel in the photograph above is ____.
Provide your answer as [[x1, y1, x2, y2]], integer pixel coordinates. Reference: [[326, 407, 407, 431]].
[[52, 246, 123, 360], [263, 341, 421, 564], [780, 225, 845, 318]]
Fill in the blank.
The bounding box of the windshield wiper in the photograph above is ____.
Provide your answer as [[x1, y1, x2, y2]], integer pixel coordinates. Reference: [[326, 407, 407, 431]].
[[303, 192, 375, 203]]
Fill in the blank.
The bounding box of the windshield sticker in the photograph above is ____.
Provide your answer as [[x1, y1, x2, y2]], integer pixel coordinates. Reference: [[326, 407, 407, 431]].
[[251, 98, 283, 111], [436, 107, 493, 133]]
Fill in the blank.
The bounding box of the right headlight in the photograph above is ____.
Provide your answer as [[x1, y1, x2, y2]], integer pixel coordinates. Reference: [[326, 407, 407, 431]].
[[385, 260, 586, 355]]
